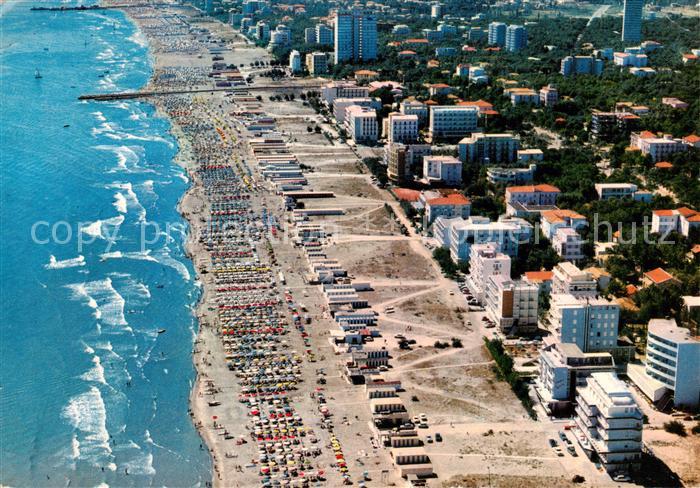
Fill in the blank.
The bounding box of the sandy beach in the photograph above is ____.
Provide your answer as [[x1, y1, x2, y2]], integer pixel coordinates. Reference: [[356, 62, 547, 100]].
[[87, 3, 700, 488]]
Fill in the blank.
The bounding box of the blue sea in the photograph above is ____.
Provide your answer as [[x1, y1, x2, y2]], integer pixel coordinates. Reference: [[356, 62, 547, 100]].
[[0, 1, 212, 485]]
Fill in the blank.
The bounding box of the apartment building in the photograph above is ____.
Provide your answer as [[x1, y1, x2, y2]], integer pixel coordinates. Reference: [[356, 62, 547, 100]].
[[321, 81, 370, 106], [305, 51, 327, 75], [553, 227, 585, 262], [334, 10, 377, 63], [560, 56, 604, 77], [541, 209, 587, 240], [594, 183, 652, 201], [422, 155, 462, 185], [505, 184, 560, 216], [424, 193, 471, 226], [428, 106, 479, 140], [385, 112, 419, 144], [448, 216, 532, 261], [505, 25, 527, 52], [507, 88, 540, 106], [550, 294, 620, 352], [551, 262, 598, 298], [575, 372, 642, 473], [539, 84, 559, 106], [399, 100, 429, 127], [485, 275, 539, 332], [467, 243, 511, 302], [385, 143, 431, 183], [333, 97, 380, 125], [457, 133, 520, 164], [536, 342, 615, 414], [631, 131, 688, 162], [651, 207, 700, 237], [345, 106, 378, 144], [487, 164, 536, 185]]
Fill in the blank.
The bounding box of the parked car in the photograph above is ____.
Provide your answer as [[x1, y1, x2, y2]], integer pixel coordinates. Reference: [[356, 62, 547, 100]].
[[435, 433, 442, 442], [425, 435, 433, 443]]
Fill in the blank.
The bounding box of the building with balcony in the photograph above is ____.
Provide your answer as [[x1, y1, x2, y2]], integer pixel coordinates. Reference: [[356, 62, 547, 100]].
[[422, 155, 462, 185], [467, 243, 511, 302], [551, 262, 598, 298], [428, 106, 479, 140], [550, 294, 620, 352], [484, 275, 539, 332], [457, 133, 520, 164], [536, 342, 615, 415], [574, 372, 642, 473]]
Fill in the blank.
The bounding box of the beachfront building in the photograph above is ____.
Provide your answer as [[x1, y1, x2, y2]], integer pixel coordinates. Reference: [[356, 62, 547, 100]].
[[334, 10, 377, 63], [467, 243, 511, 302], [321, 81, 369, 106], [505, 184, 561, 216], [550, 294, 620, 352], [400, 100, 429, 127], [651, 207, 700, 237], [539, 84, 559, 107], [345, 106, 378, 144], [552, 262, 598, 298], [505, 25, 527, 52], [305, 52, 328, 75], [457, 133, 520, 164], [560, 56, 604, 77], [536, 342, 615, 415], [385, 143, 431, 183], [289, 50, 302, 73], [385, 113, 419, 144], [574, 372, 643, 473], [422, 155, 462, 186], [428, 106, 479, 140], [622, 0, 643, 43], [488, 22, 506, 46], [484, 276, 539, 332], [594, 183, 652, 201], [632, 318, 700, 409]]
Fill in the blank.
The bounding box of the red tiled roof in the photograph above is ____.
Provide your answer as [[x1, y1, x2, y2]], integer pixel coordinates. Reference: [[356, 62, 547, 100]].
[[393, 188, 421, 202], [506, 184, 561, 194], [524, 271, 553, 282], [654, 161, 673, 169], [626, 284, 638, 296], [690, 244, 700, 254], [405, 38, 429, 44], [683, 134, 700, 143], [427, 194, 471, 206], [676, 207, 698, 218], [653, 209, 675, 216], [644, 267, 675, 284]]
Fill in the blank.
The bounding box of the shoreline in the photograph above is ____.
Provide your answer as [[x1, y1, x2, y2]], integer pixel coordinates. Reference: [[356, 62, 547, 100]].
[[113, 4, 218, 484]]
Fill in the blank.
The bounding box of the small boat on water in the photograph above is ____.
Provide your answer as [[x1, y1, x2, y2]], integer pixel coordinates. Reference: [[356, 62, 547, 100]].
[[34, 69, 42, 79], [157, 328, 167, 334]]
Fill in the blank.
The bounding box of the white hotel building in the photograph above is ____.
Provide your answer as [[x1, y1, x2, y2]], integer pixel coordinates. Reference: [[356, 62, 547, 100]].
[[467, 243, 511, 302], [575, 372, 643, 473], [428, 106, 479, 140], [385, 113, 419, 144], [345, 106, 378, 144]]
